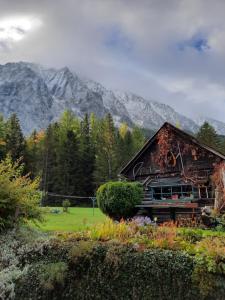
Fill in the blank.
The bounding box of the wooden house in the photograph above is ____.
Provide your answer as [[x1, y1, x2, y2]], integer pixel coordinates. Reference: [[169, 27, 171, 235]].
[[119, 122, 225, 222]]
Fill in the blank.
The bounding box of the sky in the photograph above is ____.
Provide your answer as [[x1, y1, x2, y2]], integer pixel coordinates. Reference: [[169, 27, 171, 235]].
[[0, 0, 225, 122]]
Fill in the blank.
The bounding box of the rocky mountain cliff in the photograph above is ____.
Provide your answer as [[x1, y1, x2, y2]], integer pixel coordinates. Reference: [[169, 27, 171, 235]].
[[0, 62, 224, 135]]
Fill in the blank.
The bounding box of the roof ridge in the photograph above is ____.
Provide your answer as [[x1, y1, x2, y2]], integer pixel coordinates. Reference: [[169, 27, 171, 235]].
[[119, 122, 225, 175]]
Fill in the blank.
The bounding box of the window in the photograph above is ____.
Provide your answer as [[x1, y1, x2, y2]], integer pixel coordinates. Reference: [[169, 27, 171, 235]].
[[151, 184, 194, 200]]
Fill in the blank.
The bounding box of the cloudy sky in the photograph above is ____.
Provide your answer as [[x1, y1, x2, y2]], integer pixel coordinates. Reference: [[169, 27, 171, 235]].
[[0, 0, 225, 122]]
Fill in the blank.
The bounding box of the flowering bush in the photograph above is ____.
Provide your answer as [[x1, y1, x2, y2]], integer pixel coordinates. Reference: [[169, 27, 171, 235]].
[[132, 216, 153, 226]]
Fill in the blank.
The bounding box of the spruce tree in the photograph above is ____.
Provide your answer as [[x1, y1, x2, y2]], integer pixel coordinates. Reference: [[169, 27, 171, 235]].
[[42, 123, 59, 197], [116, 124, 145, 170], [80, 114, 95, 196], [197, 122, 221, 150], [90, 113, 99, 149], [57, 130, 81, 195], [132, 126, 145, 153], [5, 114, 26, 162], [59, 110, 80, 135], [123, 129, 135, 163], [26, 130, 45, 178], [117, 125, 134, 167], [219, 136, 225, 155], [26, 130, 39, 177]]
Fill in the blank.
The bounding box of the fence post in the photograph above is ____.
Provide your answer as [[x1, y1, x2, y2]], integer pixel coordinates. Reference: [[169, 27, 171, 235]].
[[91, 197, 96, 216]]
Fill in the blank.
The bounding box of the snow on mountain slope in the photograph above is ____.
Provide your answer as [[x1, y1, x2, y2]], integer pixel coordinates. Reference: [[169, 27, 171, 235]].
[[150, 101, 199, 132], [113, 91, 165, 128], [0, 62, 53, 132], [0, 61, 224, 135], [37, 66, 108, 120], [83, 78, 133, 127], [85, 81, 198, 131]]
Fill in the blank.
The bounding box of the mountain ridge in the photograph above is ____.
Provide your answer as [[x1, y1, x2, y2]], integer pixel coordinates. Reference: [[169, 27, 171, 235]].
[[0, 61, 224, 135]]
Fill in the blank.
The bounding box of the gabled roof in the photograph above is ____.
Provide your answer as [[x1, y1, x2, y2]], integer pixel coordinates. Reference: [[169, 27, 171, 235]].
[[119, 122, 225, 176]]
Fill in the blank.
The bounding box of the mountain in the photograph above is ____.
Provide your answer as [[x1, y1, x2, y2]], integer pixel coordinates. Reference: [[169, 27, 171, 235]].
[[0, 62, 224, 135], [0, 62, 53, 132], [83, 79, 200, 132]]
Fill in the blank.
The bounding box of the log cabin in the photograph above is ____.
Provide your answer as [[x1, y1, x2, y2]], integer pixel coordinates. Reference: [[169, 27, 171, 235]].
[[119, 122, 225, 222]]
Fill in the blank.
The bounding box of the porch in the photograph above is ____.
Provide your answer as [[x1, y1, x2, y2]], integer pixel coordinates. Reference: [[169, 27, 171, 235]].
[[136, 198, 214, 222], [136, 177, 215, 221]]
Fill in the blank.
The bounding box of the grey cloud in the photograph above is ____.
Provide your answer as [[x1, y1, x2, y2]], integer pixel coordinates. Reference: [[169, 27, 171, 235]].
[[0, 0, 224, 122]]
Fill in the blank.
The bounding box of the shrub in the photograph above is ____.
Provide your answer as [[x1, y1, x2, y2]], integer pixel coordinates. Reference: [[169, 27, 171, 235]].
[[0, 227, 51, 299], [0, 157, 42, 231], [68, 240, 96, 263], [2, 226, 225, 299], [96, 181, 142, 220], [15, 243, 223, 300], [38, 262, 68, 290], [88, 219, 137, 241], [50, 208, 62, 214], [178, 228, 203, 243], [62, 200, 70, 212]]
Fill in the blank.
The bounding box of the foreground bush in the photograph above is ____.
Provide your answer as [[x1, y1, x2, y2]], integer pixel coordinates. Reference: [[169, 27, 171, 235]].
[[96, 181, 142, 220], [1, 226, 225, 300], [0, 157, 42, 231]]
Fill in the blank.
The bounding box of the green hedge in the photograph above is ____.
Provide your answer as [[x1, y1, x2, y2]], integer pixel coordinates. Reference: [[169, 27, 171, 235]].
[[96, 181, 143, 220], [14, 242, 225, 300]]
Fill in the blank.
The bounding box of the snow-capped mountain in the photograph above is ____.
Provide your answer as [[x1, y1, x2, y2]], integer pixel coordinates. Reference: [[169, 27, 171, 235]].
[[0, 62, 53, 132], [0, 62, 224, 135], [83, 79, 199, 132]]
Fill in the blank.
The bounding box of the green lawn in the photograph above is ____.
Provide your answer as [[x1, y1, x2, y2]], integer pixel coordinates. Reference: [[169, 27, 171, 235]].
[[36, 207, 107, 232], [34, 207, 225, 236]]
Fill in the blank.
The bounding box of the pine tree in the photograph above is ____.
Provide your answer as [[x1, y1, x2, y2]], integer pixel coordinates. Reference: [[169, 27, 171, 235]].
[[5, 114, 26, 162], [117, 125, 134, 167], [57, 130, 81, 195], [123, 129, 134, 162], [116, 125, 145, 169], [80, 114, 95, 196], [94, 113, 117, 184], [26, 130, 45, 178], [219, 136, 225, 155], [90, 113, 101, 155], [59, 110, 80, 135], [16, 110, 149, 201], [132, 126, 145, 153], [42, 123, 59, 196], [42, 114, 83, 199], [197, 122, 221, 150]]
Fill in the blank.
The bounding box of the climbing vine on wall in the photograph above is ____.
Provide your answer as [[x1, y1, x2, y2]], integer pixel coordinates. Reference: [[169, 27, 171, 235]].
[[154, 127, 175, 171], [212, 162, 225, 212], [154, 125, 211, 185]]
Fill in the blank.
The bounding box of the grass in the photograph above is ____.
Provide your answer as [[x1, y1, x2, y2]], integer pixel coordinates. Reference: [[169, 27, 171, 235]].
[[34, 207, 225, 236], [178, 227, 225, 237], [35, 207, 108, 232]]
